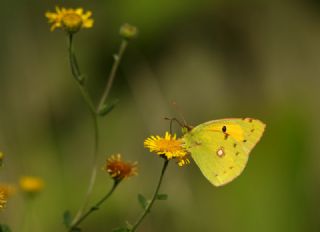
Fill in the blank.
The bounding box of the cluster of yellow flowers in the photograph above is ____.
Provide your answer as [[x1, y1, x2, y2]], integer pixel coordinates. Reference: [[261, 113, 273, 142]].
[[44, 5, 187, 175], [102, 129, 189, 181], [101, 130, 190, 179], [0, 177, 44, 210], [0, 152, 44, 211], [1, 5, 190, 232], [2, 7, 189, 212], [45, 6, 138, 40]]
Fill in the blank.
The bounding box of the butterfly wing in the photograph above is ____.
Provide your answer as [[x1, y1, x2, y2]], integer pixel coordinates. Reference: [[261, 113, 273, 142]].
[[182, 118, 265, 186]]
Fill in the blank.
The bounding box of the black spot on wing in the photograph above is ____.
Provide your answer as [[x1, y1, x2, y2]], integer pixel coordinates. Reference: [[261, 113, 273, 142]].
[[222, 126, 227, 133]]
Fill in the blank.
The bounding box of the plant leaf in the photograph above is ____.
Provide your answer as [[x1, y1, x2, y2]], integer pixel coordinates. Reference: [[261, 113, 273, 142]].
[[156, 193, 168, 200], [125, 221, 133, 230], [98, 99, 119, 116], [137, 193, 149, 209], [63, 210, 72, 228]]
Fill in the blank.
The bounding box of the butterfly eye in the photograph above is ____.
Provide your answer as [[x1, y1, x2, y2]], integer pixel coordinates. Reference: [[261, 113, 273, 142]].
[[222, 126, 227, 133]]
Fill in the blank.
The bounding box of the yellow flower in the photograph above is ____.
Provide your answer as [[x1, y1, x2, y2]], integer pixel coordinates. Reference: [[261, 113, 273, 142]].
[[0, 184, 15, 209], [0, 184, 16, 198], [176, 156, 191, 167], [144, 132, 190, 166], [104, 154, 138, 181], [0, 152, 3, 166], [0, 191, 7, 209], [45, 6, 94, 33], [19, 176, 44, 194]]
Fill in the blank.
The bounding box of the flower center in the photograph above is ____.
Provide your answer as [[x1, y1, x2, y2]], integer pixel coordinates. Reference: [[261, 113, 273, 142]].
[[155, 139, 182, 153], [61, 13, 83, 33]]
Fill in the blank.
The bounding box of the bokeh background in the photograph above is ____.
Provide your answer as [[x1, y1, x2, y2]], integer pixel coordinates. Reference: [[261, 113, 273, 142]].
[[0, 0, 320, 231]]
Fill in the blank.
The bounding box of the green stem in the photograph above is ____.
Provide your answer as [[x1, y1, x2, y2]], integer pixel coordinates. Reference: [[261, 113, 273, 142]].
[[69, 180, 120, 231], [70, 103, 99, 224], [67, 34, 100, 225], [21, 197, 33, 232], [66, 34, 129, 228], [68, 34, 83, 84], [130, 160, 169, 232], [97, 39, 128, 112]]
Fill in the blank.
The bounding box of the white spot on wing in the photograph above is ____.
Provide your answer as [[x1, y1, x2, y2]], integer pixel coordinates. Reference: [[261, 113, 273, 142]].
[[216, 147, 225, 157]]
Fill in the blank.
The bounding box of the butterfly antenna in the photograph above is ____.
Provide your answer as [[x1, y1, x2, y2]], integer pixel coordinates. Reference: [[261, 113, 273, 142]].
[[164, 117, 184, 133], [171, 101, 187, 126]]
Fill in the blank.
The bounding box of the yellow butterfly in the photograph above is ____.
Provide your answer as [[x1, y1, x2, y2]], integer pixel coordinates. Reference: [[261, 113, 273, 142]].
[[182, 118, 266, 186]]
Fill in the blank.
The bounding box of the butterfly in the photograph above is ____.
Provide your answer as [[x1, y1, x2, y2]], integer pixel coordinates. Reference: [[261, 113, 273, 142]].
[[181, 118, 265, 186]]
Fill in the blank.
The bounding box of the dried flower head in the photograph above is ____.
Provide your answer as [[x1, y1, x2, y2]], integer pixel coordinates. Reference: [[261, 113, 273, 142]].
[[19, 176, 44, 194], [45, 6, 94, 33], [104, 154, 137, 181], [144, 132, 190, 166]]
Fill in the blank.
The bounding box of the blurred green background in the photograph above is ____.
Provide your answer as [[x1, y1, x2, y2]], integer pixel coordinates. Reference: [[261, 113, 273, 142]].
[[1, 0, 320, 231]]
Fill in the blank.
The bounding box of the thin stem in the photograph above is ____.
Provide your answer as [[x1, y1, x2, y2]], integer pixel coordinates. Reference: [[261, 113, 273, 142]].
[[130, 160, 169, 232], [68, 34, 82, 84], [70, 103, 99, 224], [68, 34, 96, 115], [97, 39, 128, 112], [21, 197, 33, 232], [67, 34, 100, 225], [69, 180, 120, 231], [66, 34, 130, 228]]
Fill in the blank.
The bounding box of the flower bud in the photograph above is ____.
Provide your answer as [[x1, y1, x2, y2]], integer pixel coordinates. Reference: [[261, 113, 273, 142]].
[[120, 23, 138, 40]]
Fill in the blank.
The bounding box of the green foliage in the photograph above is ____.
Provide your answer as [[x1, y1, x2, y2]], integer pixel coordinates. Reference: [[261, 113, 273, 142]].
[[0, 225, 11, 232], [98, 99, 119, 116], [63, 210, 72, 228], [63, 211, 82, 232], [112, 221, 132, 232], [137, 193, 149, 210], [156, 193, 168, 200], [125, 221, 133, 230]]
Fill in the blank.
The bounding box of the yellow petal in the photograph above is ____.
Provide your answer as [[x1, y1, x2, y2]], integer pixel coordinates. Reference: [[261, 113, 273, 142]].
[[83, 19, 94, 28], [55, 6, 61, 14], [82, 11, 92, 19], [75, 8, 83, 15], [45, 12, 58, 22]]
